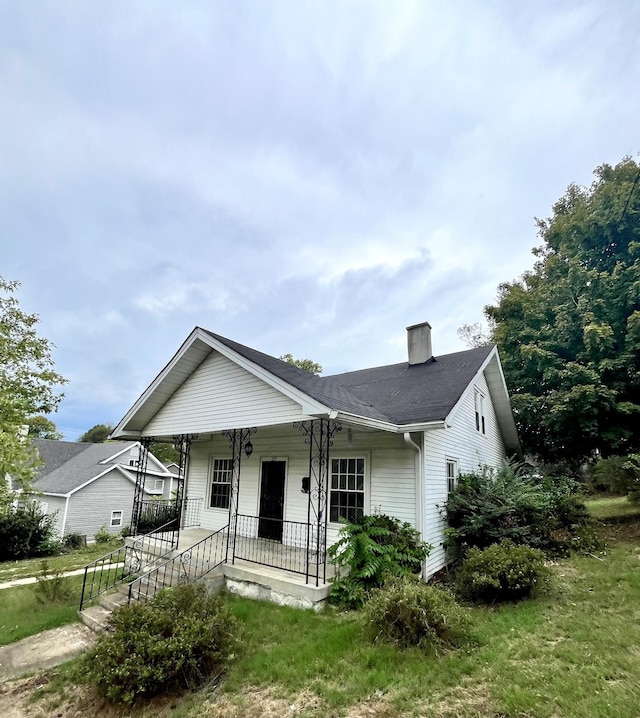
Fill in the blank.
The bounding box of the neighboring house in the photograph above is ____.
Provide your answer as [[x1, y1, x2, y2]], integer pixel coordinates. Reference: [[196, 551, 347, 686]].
[[29, 439, 175, 540], [111, 321, 520, 585]]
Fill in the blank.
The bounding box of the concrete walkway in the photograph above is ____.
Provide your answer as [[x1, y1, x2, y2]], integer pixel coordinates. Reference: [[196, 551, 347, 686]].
[[0, 563, 124, 590], [0, 624, 96, 682]]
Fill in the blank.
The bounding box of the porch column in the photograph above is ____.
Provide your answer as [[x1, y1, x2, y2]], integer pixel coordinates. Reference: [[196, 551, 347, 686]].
[[295, 419, 342, 586], [222, 427, 257, 563], [173, 433, 197, 547], [131, 436, 153, 536]]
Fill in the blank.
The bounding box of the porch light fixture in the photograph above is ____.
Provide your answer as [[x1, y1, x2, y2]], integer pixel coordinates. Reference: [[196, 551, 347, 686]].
[[301, 476, 310, 494], [244, 440, 253, 458]]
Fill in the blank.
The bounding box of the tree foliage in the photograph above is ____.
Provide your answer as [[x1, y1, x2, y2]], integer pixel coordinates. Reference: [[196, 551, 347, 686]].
[[0, 277, 66, 505], [27, 415, 63, 440], [486, 158, 640, 463], [279, 353, 322, 376], [78, 423, 114, 443]]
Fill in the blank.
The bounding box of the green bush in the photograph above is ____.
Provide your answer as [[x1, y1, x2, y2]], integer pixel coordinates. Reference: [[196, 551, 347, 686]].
[[455, 540, 551, 604], [589, 456, 633, 495], [363, 575, 473, 651], [137, 502, 179, 534], [81, 583, 240, 706], [93, 525, 116, 544], [445, 462, 594, 560], [61, 532, 86, 551], [0, 503, 59, 561], [32, 561, 73, 604], [328, 513, 431, 609]]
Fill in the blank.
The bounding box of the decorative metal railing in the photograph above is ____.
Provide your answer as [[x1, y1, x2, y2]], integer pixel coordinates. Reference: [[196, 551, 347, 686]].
[[127, 524, 228, 604], [233, 514, 323, 578], [79, 518, 179, 611], [182, 497, 202, 528]]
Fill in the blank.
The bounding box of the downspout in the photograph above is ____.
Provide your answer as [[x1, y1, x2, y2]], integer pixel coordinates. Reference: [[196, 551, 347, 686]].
[[60, 495, 70, 538], [403, 432, 424, 542]]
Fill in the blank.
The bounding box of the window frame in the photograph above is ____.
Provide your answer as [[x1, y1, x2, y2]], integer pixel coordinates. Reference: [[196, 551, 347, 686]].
[[328, 455, 368, 525], [110, 510, 123, 528], [446, 459, 458, 495], [208, 456, 234, 510], [475, 389, 486, 435], [153, 478, 165, 492]]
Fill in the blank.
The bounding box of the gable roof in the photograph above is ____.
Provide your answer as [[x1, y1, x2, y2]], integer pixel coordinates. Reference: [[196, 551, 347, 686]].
[[31, 439, 167, 496], [112, 326, 520, 452]]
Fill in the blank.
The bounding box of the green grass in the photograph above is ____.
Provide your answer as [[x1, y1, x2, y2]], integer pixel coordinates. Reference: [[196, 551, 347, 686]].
[[586, 495, 640, 521], [0, 575, 85, 646], [0, 542, 120, 583]]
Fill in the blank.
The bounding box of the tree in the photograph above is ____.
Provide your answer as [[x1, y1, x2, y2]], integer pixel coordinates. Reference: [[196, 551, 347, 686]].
[[457, 321, 494, 348], [27, 415, 63, 440], [485, 157, 640, 463], [78, 423, 114, 443], [279, 353, 322, 376], [150, 442, 181, 465], [0, 277, 67, 506]]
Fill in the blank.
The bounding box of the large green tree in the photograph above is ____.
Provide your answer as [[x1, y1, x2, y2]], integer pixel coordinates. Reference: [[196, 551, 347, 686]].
[[0, 278, 67, 505], [27, 415, 63, 440], [78, 423, 114, 443], [279, 353, 322, 376], [486, 157, 640, 463]]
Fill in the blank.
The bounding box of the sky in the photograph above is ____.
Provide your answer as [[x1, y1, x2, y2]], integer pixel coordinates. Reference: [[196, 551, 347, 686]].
[[2, 1, 639, 440]]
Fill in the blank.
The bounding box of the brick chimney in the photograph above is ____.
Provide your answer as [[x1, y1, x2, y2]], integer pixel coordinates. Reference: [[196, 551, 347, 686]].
[[407, 321, 433, 365]]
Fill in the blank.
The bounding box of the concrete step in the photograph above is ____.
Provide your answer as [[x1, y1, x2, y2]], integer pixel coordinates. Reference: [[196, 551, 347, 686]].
[[99, 590, 129, 612], [79, 604, 112, 633]]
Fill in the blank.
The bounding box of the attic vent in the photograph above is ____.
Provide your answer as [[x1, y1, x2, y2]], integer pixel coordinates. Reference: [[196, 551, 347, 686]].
[[406, 321, 433, 365]]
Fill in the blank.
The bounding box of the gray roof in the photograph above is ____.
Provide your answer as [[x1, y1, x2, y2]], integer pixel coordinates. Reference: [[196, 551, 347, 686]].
[[205, 330, 493, 425], [32, 440, 139, 495]]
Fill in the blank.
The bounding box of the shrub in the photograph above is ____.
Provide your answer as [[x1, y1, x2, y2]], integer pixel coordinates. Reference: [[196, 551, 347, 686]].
[[328, 513, 431, 609], [363, 575, 473, 651], [93, 525, 114, 544], [61, 532, 86, 551], [0, 503, 59, 561], [81, 583, 240, 706], [32, 560, 73, 604], [445, 462, 594, 560], [137, 502, 179, 534], [455, 540, 551, 603]]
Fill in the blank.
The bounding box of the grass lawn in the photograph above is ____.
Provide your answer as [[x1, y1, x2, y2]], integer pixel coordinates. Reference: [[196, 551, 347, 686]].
[[585, 495, 640, 521], [213, 526, 640, 718], [0, 574, 86, 646], [0, 542, 120, 583]]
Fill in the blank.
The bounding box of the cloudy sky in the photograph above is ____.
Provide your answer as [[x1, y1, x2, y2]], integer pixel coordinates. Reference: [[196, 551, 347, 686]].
[[2, 1, 639, 440]]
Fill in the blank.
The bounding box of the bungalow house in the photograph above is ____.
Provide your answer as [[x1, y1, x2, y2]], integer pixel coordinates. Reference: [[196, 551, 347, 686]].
[[30, 439, 175, 541], [108, 321, 519, 605]]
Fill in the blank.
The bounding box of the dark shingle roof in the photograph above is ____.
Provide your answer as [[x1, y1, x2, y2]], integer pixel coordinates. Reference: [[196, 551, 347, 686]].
[[204, 329, 493, 425], [32, 439, 138, 494]]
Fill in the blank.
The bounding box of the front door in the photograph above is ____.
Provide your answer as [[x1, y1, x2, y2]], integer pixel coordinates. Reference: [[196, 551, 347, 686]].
[[258, 460, 286, 541]]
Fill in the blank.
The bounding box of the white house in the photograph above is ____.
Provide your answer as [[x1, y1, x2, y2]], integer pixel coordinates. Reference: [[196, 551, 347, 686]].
[[30, 439, 175, 541], [110, 321, 519, 600]]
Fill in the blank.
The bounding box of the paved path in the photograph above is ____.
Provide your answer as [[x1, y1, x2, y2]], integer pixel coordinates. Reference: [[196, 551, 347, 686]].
[[0, 624, 96, 682], [0, 563, 124, 590]]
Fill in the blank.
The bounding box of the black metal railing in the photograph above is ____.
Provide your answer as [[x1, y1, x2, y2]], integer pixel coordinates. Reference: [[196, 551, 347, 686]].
[[233, 514, 324, 578], [127, 524, 228, 604], [79, 518, 179, 611], [182, 497, 202, 528]]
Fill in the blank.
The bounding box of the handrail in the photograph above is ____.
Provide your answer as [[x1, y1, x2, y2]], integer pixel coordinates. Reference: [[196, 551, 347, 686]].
[[79, 518, 179, 611], [127, 524, 228, 604]]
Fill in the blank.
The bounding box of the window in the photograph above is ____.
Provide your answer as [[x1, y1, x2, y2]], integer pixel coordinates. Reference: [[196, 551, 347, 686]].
[[110, 510, 123, 527], [154, 479, 165, 492], [209, 457, 233, 509], [446, 460, 458, 494], [330, 457, 365, 523], [475, 390, 486, 434]]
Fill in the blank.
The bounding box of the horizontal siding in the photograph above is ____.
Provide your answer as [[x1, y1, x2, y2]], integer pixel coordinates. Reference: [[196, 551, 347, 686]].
[[38, 496, 66, 537], [186, 425, 417, 550], [423, 372, 507, 577], [145, 352, 309, 435], [64, 470, 135, 540]]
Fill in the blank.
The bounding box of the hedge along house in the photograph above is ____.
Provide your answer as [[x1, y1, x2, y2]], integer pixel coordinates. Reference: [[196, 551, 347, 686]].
[[110, 322, 519, 606]]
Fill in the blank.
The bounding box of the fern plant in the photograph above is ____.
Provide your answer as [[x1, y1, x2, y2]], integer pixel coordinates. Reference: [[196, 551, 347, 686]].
[[327, 514, 431, 609]]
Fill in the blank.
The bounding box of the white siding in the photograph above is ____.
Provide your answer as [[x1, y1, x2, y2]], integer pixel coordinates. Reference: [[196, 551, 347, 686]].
[[185, 425, 417, 549], [422, 372, 507, 577], [39, 496, 66, 537], [145, 352, 309, 435], [64, 469, 136, 540]]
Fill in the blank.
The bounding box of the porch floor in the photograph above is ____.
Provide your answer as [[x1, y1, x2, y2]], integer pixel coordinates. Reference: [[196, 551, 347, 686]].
[[176, 526, 336, 587]]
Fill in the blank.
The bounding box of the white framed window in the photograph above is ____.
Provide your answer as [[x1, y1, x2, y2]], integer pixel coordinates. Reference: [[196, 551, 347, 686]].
[[475, 390, 486, 434], [154, 479, 165, 492], [330, 457, 365, 523], [446, 459, 458, 494], [110, 510, 123, 527], [209, 457, 233, 510]]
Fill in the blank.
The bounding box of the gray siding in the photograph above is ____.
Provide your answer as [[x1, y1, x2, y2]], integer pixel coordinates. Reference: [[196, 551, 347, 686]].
[[63, 469, 136, 540]]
